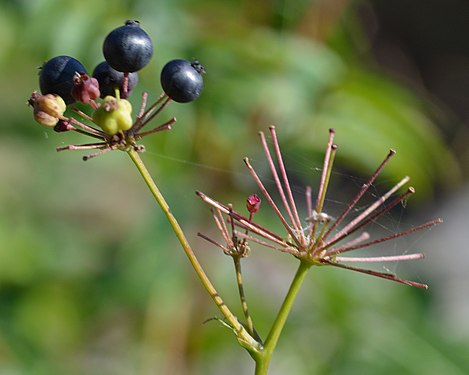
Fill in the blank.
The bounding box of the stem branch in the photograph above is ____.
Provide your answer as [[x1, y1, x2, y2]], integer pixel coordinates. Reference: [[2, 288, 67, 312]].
[[126, 148, 261, 352], [253, 261, 311, 374], [234, 256, 255, 337]]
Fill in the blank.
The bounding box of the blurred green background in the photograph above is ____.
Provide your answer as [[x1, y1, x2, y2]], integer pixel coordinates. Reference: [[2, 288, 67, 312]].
[[1, 0, 468, 374]]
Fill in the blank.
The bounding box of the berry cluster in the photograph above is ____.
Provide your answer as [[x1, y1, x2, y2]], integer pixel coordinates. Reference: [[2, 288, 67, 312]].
[[28, 20, 205, 160]]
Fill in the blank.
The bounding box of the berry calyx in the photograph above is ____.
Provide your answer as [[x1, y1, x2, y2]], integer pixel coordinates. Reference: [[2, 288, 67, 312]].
[[103, 20, 153, 73], [39, 55, 87, 104], [160, 59, 205, 103], [71, 72, 100, 104], [28, 91, 66, 127], [54, 119, 74, 132], [92, 94, 133, 135], [92, 61, 138, 98]]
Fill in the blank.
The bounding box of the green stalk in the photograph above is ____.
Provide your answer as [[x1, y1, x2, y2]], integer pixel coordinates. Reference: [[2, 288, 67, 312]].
[[253, 261, 311, 374], [233, 256, 255, 337], [127, 148, 261, 352]]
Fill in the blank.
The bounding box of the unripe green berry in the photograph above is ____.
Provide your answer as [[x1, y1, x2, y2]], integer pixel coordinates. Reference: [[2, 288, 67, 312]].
[[92, 95, 133, 135]]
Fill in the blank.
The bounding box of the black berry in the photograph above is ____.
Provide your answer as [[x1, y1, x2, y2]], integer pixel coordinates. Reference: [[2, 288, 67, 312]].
[[92, 61, 138, 98], [39, 55, 87, 104], [160, 59, 205, 103], [103, 20, 153, 73]]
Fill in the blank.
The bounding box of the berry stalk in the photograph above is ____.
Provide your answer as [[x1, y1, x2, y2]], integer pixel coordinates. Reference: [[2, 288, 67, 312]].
[[126, 147, 262, 354]]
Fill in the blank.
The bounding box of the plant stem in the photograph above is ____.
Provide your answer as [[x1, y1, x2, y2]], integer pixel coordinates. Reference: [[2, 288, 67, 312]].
[[233, 256, 255, 337], [126, 148, 262, 352], [254, 261, 311, 374]]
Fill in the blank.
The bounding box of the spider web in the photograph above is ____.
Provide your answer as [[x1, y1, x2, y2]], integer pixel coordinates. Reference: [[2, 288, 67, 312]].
[[145, 147, 426, 278]]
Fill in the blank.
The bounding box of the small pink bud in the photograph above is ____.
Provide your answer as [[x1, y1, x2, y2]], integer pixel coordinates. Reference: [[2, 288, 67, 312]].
[[71, 72, 100, 104], [246, 194, 261, 213]]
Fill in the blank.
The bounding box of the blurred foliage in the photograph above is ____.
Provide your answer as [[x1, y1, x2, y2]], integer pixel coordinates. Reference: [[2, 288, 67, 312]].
[[0, 0, 467, 374]]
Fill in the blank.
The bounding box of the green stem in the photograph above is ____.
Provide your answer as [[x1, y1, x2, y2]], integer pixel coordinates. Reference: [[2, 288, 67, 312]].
[[254, 355, 269, 375], [127, 148, 261, 352], [254, 261, 311, 374], [233, 256, 255, 337]]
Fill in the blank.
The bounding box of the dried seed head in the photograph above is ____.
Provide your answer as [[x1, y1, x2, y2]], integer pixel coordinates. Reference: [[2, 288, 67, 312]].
[[199, 127, 437, 289]]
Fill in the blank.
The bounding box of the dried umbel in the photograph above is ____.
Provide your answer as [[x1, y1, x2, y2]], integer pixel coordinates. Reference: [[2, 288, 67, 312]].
[[198, 127, 441, 289]]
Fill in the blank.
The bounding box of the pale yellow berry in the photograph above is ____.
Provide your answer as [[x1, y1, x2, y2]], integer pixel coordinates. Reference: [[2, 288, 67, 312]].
[[29, 92, 66, 127], [92, 96, 133, 135], [34, 109, 59, 127]]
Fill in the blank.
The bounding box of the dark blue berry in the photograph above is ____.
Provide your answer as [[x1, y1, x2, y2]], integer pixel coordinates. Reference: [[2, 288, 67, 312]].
[[92, 61, 138, 98], [160, 59, 205, 103], [39, 55, 87, 104], [103, 20, 153, 73]]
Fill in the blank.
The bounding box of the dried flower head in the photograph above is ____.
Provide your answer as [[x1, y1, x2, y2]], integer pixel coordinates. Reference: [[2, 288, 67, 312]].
[[198, 197, 260, 259], [198, 126, 442, 289]]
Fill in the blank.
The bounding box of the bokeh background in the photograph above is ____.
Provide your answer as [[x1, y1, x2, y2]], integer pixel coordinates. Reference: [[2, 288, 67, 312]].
[[1, 0, 468, 374]]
